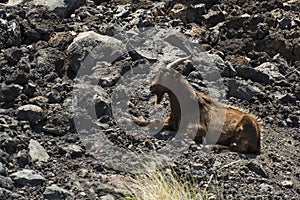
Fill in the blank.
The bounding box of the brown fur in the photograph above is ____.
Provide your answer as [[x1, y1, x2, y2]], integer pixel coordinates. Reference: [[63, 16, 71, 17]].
[[135, 57, 261, 154]]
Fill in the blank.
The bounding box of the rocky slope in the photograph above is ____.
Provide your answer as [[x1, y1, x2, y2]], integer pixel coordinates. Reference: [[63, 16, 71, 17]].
[[0, 0, 299, 199]]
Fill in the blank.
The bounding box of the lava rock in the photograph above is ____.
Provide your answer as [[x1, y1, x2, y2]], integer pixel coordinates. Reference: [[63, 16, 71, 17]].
[[170, 3, 206, 23], [0, 187, 25, 199], [0, 175, 13, 189], [287, 114, 299, 127], [221, 62, 237, 77], [227, 79, 263, 100], [295, 84, 300, 100], [17, 104, 44, 123], [4, 47, 22, 66], [67, 31, 125, 79], [3, 58, 31, 85], [100, 194, 116, 200], [0, 133, 19, 154], [0, 163, 6, 175], [202, 9, 225, 27], [255, 62, 285, 81], [46, 89, 61, 103], [248, 51, 271, 66], [71, 83, 112, 123], [0, 18, 21, 48], [15, 150, 30, 168], [43, 184, 74, 200], [170, 3, 188, 22], [29, 139, 50, 162], [0, 83, 23, 102], [6, 0, 85, 18], [276, 93, 296, 104], [62, 144, 84, 158], [259, 183, 274, 193], [235, 66, 271, 84], [281, 180, 293, 188], [91, 0, 109, 5], [48, 31, 76, 50], [114, 4, 132, 18], [246, 161, 268, 178], [10, 169, 46, 186], [24, 83, 37, 97]]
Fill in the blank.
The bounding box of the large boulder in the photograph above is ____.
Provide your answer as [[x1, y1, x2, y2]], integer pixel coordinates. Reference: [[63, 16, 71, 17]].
[[67, 31, 125, 79]]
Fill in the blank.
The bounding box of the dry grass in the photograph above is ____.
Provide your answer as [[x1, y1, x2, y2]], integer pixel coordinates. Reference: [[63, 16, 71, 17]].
[[117, 168, 208, 200]]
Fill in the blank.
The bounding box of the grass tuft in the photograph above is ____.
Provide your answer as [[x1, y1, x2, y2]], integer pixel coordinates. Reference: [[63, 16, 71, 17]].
[[117, 168, 208, 200]]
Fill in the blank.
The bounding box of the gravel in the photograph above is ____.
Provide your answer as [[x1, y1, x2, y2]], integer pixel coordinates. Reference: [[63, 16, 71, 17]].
[[0, 0, 299, 199]]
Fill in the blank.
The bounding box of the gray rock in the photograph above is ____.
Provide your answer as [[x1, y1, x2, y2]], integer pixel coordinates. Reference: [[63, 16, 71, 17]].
[[114, 4, 132, 18], [10, 169, 46, 186], [24, 82, 37, 97], [0, 133, 18, 154], [287, 114, 299, 127], [294, 84, 300, 100], [46, 89, 61, 103], [0, 175, 13, 189], [293, 38, 300, 60], [130, 8, 154, 28], [170, 3, 205, 23], [0, 187, 25, 199], [0, 163, 6, 175], [15, 150, 29, 168], [0, 18, 21, 48], [246, 161, 268, 178], [4, 47, 22, 66], [255, 62, 285, 81], [281, 180, 293, 188], [34, 0, 85, 18], [100, 194, 116, 200], [29, 139, 50, 162], [71, 83, 112, 122], [17, 104, 44, 123], [202, 9, 225, 27], [276, 93, 296, 104], [0, 83, 23, 102], [227, 79, 263, 100], [5, 0, 23, 6], [279, 17, 292, 30], [259, 183, 273, 193], [67, 31, 125, 79], [6, 0, 85, 18], [272, 54, 289, 75], [62, 144, 84, 158], [170, 3, 188, 22], [221, 61, 237, 77], [235, 66, 270, 84], [92, 0, 109, 5], [43, 184, 74, 200]]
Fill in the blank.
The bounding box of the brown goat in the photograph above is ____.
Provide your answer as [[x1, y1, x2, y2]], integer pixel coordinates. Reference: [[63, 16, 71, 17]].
[[135, 56, 261, 154]]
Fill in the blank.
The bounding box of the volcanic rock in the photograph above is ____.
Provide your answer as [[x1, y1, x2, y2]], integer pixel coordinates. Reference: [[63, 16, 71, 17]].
[[67, 31, 125, 79], [29, 139, 50, 162], [17, 104, 44, 123], [43, 184, 74, 200], [227, 79, 263, 100], [10, 169, 46, 186]]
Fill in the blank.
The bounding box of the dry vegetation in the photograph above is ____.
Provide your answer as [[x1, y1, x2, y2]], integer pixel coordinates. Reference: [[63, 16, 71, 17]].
[[117, 168, 209, 200]]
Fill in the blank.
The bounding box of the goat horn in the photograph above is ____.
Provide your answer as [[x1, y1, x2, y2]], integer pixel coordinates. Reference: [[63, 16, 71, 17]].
[[166, 54, 193, 69]]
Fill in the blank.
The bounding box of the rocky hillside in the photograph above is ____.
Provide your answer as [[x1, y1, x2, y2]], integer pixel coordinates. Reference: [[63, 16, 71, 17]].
[[0, 0, 299, 199]]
